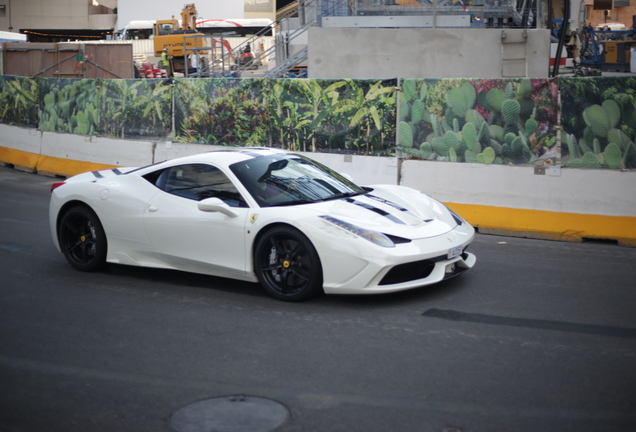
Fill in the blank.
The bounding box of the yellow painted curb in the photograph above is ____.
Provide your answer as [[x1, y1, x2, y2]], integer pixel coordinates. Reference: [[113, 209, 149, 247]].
[[1, 146, 118, 177], [448, 202, 636, 247], [0, 147, 40, 171], [36, 155, 118, 178]]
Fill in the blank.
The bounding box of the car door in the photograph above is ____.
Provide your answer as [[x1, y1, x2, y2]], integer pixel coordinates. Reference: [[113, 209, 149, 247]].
[[142, 163, 251, 278]]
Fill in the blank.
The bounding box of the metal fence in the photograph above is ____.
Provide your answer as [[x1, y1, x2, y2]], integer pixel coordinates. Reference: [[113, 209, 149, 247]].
[[316, 0, 537, 29]]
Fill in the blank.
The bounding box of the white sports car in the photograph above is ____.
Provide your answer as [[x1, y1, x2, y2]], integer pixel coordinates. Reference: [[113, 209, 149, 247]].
[[49, 148, 476, 301]]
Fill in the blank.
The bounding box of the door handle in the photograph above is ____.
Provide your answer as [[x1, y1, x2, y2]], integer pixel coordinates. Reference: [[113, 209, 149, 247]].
[[148, 205, 158, 212]]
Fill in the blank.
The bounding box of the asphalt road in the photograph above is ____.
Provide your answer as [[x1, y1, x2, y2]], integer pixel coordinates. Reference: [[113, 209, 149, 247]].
[[1, 164, 635, 432]]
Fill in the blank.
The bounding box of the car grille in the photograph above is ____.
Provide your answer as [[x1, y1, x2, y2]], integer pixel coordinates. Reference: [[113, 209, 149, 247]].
[[379, 251, 469, 286], [379, 256, 444, 285]]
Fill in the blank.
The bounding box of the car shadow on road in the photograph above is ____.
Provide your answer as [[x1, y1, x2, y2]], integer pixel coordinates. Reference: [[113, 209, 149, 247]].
[[312, 275, 472, 308], [99, 262, 470, 307], [103, 263, 265, 297]]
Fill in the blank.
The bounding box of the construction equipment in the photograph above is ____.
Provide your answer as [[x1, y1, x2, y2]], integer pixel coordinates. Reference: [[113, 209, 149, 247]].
[[183, 33, 238, 77], [153, 3, 205, 75], [231, 43, 261, 70], [580, 25, 636, 71]]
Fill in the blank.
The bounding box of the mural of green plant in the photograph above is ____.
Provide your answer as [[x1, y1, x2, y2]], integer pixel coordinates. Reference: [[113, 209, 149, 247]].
[[269, 79, 314, 151], [560, 77, 636, 169], [344, 79, 397, 155], [38, 79, 100, 135], [175, 78, 270, 146], [101, 79, 172, 139], [0, 76, 38, 127], [2, 74, 632, 170], [269, 79, 396, 155], [398, 78, 559, 165]]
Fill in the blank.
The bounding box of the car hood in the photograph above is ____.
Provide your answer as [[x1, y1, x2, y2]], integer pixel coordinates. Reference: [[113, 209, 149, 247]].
[[304, 185, 460, 240]]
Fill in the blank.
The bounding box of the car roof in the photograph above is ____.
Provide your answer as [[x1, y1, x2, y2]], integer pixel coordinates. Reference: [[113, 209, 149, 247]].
[[151, 147, 289, 170]]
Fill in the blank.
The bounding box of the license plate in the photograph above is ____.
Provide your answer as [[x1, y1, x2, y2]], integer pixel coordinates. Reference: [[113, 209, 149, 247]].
[[447, 245, 463, 259]]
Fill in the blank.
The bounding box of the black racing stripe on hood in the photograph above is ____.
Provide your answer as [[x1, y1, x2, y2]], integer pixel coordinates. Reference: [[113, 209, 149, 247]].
[[346, 198, 405, 225], [366, 194, 423, 220], [92, 171, 104, 178], [112, 168, 122, 175]]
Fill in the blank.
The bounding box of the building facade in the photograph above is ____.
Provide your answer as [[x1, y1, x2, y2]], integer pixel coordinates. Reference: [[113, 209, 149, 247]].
[[0, 0, 274, 41]]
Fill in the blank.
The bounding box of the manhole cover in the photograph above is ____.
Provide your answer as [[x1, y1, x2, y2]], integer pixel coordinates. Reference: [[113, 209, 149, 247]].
[[169, 396, 289, 432]]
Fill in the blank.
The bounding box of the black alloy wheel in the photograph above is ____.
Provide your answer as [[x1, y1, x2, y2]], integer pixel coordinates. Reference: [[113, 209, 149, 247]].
[[59, 205, 107, 272], [254, 226, 323, 301]]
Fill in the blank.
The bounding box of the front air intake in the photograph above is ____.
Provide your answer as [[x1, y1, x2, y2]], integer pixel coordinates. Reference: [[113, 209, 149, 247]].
[[379, 256, 445, 285]]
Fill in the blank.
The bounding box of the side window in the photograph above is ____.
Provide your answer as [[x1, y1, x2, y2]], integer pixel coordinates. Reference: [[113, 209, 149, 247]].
[[157, 164, 247, 207]]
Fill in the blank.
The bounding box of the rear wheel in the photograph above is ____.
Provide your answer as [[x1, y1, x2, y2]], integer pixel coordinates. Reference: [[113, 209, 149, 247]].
[[254, 226, 323, 301], [59, 205, 107, 272]]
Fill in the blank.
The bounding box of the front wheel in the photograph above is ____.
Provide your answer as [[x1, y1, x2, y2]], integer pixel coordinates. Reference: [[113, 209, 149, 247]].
[[254, 226, 323, 301], [59, 205, 107, 272]]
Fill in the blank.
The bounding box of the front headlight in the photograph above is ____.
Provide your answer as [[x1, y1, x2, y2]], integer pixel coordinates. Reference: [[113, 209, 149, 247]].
[[319, 216, 395, 248]]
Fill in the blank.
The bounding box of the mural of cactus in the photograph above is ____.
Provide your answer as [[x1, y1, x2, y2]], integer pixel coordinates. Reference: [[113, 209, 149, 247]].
[[411, 99, 425, 124], [431, 136, 449, 157], [485, 88, 505, 113], [420, 142, 433, 159], [38, 79, 100, 136], [477, 146, 496, 164], [583, 101, 620, 139], [502, 99, 521, 132], [564, 129, 636, 169], [566, 134, 581, 160], [396, 78, 557, 165], [399, 100, 410, 122], [462, 122, 480, 153], [402, 79, 416, 102], [399, 121, 413, 149], [526, 117, 538, 136], [603, 143, 623, 169], [445, 82, 476, 119], [520, 78, 534, 98], [561, 76, 636, 169]]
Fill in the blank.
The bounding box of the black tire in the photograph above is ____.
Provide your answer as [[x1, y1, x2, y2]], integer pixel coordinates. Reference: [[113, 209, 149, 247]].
[[254, 226, 323, 301], [59, 205, 107, 272]]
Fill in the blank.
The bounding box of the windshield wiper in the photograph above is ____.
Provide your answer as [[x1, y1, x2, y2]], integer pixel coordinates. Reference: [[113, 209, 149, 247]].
[[324, 191, 364, 201]]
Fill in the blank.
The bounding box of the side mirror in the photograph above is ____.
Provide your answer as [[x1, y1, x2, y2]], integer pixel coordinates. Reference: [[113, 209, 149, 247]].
[[198, 198, 238, 218]]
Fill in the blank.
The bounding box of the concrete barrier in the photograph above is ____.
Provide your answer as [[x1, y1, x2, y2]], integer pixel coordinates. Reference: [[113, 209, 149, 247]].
[[402, 160, 636, 246], [1, 124, 635, 246], [0, 124, 154, 177]]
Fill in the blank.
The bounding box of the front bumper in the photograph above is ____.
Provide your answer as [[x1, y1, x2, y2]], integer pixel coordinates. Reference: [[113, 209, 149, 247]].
[[318, 224, 476, 295], [322, 250, 476, 295]]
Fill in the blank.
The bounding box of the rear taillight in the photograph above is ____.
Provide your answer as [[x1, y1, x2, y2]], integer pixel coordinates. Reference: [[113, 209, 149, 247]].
[[50, 182, 66, 193]]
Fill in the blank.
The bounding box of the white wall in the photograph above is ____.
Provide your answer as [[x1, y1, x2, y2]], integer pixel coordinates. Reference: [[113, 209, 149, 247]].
[[89, 14, 117, 30], [401, 160, 636, 217], [116, 0, 245, 31], [0, 124, 154, 168], [0, 0, 245, 33], [308, 27, 551, 79], [39, 132, 155, 168], [1, 0, 91, 30]]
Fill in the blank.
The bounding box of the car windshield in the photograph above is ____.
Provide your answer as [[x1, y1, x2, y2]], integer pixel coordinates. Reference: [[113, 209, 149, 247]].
[[230, 154, 366, 207]]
